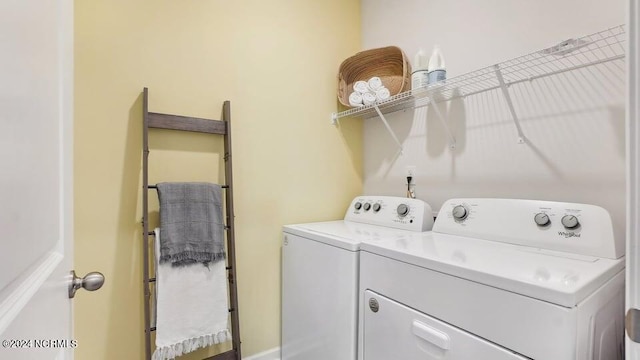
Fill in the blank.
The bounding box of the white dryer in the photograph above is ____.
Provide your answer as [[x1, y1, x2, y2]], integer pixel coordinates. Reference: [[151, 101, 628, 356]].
[[359, 198, 625, 360], [281, 196, 434, 360]]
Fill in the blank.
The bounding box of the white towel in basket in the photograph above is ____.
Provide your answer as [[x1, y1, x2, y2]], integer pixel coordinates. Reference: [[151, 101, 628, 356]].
[[375, 87, 391, 102], [153, 228, 230, 360], [349, 92, 364, 107], [367, 76, 383, 91], [353, 80, 369, 94], [362, 92, 377, 106]]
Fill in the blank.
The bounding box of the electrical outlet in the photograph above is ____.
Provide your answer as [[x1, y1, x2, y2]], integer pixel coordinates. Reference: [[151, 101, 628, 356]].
[[406, 166, 416, 177]]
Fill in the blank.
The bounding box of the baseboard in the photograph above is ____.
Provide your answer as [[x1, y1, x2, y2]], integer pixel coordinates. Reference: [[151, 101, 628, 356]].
[[243, 347, 281, 360]]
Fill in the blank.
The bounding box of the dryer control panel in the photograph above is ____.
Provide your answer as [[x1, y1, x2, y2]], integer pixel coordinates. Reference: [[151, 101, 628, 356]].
[[434, 198, 623, 260], [345, 196, 434, 232]]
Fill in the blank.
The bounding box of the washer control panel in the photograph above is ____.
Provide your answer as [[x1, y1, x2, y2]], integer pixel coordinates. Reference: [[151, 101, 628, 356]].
[[433, 198, 622, 259], [345, 196, 434, 232]]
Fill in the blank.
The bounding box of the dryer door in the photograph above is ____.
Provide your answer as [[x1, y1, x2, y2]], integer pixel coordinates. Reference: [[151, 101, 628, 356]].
[[363, 290, 530, 360]]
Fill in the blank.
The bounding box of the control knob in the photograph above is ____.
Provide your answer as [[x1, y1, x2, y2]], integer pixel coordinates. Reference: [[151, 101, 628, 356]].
[[452, 205, 469, 221], [373, 203, 381, 212], [354, 202, 362, 211], [396, 204, 409, 217], [363, 203, 372, 211], [561, 215, 580, 229], [534, 213, 551, 226]]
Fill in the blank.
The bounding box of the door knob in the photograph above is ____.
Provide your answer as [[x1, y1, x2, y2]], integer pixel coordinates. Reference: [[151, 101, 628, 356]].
[[627, 308, 640, 343], [68, 270, 105, 298]]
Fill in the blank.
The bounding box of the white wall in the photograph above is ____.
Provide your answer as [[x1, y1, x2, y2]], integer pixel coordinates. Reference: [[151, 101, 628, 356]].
[[361, 0, 627, 244]]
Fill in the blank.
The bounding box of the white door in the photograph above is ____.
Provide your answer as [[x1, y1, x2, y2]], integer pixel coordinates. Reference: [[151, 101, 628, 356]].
[[0, 0, 80, 359], [362, 291, 527, 360], [628, 0, 640, 359]]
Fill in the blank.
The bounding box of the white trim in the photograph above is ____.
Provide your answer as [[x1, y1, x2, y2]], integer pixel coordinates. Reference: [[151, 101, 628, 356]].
[[59, 1, 75, 358], [55, 348, 67, 360], [243, 347, 281, 360], [628, 0, 640, 358], [0, 251, 64, 335]]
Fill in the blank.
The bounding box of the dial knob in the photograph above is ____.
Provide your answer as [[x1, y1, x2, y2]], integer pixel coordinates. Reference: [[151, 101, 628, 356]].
[[363, 203, 371, 211], [452, 205, 468, 221], [373, 203, 381, 212], [354, 202, 362, 210], [561, 215, 580, 229], [534, 213, 550, 226], [396, 204, 409, 217]]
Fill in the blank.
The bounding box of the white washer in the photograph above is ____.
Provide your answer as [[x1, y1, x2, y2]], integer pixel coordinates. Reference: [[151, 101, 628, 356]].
[[359, 198, 625, 360], [281, 196, 434, 360]]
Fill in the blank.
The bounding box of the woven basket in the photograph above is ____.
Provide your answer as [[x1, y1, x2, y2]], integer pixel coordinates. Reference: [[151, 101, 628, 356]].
[[337, 46, 412, 107]]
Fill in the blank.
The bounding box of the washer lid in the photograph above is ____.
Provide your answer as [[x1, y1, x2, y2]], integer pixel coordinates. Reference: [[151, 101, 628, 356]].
[[360, 232, 624, 307], [283, 221, 425, 251]]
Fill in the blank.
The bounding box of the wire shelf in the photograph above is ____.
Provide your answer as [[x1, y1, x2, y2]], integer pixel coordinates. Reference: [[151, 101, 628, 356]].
[[332, 24, 626, 122]]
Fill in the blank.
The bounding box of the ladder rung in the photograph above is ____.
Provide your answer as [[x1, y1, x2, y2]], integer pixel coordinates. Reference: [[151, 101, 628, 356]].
[[150, 228, 227, 233], [147, 229, 231, 236], [147, 184, 229, 189]]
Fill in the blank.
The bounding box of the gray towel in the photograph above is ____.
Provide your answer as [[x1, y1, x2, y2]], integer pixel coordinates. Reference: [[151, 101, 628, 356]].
[[157, 182, 225, 266]]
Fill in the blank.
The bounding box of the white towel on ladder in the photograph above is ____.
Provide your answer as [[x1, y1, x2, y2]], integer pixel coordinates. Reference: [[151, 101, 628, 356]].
[[153, 228, 231, 360]]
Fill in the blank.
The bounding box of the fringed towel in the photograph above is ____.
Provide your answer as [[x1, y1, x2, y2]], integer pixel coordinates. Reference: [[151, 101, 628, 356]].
[[156, 182, 225, 266], [153, 228, 230, 360]]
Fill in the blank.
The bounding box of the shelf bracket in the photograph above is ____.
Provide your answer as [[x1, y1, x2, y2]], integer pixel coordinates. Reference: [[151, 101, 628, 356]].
[[429, 101, 456, 150], [373, 105, 404, 154], [494, 65, 526, 144]]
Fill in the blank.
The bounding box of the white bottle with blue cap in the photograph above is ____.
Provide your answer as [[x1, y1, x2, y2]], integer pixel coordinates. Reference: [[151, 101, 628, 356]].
[[427, 45, 446, 84], [411, 48, 430, 90]]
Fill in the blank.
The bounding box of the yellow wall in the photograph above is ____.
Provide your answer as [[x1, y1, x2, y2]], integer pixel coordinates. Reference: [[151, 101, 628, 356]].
[[74, 1, 362, 358]]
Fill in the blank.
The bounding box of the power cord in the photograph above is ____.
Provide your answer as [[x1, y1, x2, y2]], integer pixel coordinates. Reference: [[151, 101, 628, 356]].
[[406, 176, 415, 199]]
